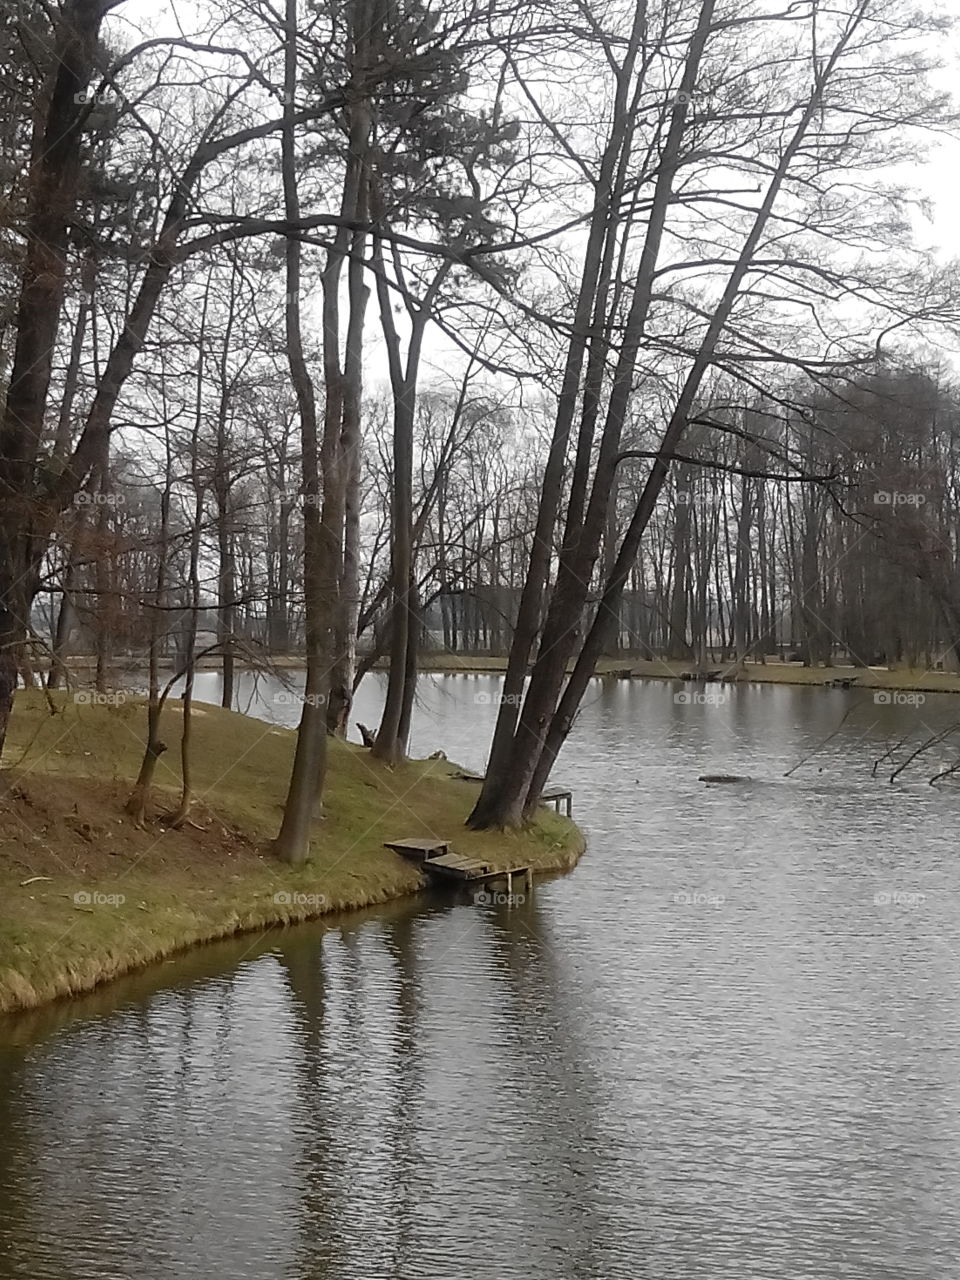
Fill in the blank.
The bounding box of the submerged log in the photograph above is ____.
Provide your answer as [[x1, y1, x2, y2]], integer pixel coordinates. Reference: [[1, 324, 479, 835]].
[[698, 773, 752, 783]]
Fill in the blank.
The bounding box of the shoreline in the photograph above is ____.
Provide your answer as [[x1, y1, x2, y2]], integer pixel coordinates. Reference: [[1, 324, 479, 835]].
[[1, 838, 585, 1018], [0, 693, 584, 1018], [404, 656, 960, 695], [46, 654, 960, 695]]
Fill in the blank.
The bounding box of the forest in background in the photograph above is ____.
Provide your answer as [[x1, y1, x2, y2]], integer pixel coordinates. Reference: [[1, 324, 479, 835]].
[[2, 0, 960, 848]]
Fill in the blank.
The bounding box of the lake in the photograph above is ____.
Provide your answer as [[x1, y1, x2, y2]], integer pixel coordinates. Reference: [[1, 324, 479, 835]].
[[2, 673, 960, 1278]]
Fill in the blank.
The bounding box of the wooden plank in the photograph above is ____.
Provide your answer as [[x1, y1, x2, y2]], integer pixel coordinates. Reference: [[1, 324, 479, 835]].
[[431, 853, 488, 870], [383, 837, 449, 862], [422, 851, 491, 881], [423, 854, 533, 888], [540, 786, 573, 817], [424, 864, 484, 882], [482, 867, 529, 886]]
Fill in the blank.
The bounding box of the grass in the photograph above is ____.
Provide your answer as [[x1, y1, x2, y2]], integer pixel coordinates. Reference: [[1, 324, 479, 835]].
[[0, 690, 584, 1016]]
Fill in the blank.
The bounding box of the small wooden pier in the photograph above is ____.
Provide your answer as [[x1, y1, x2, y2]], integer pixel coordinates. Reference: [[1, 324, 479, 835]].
[[450, 772, 573, 817], [382, 836, 449, 863], [540, 786, 572, 817], [384, 836, 533, 895]]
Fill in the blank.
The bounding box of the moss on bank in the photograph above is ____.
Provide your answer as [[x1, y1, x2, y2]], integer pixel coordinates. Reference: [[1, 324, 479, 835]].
[[0, 691, 583, 1016]]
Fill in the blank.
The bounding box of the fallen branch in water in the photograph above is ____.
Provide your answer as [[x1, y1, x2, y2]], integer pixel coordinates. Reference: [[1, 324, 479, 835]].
[[783, 703, 859, 777], [888, 724, 958, 784], [928, 758, 960, 785], [872, 734, 911, 777]]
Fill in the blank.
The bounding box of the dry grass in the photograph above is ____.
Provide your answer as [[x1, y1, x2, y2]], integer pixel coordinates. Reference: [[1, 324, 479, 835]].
[[0, 690, 583, 1016]]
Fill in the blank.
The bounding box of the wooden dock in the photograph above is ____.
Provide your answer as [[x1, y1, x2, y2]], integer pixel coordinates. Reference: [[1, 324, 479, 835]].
[[383, 837, 532, 895], [383, 837, 450, 863], [451, 772, 573, 817], [541, 787, 572, 817], [424, 850, 532, 895], [384, 772, 572, 896]]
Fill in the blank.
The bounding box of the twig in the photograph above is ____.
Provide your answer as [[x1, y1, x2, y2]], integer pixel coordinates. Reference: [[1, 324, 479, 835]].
[[889, 725, 959, 783], [783, 703, 858, 777], [871, 734, 910, 777]]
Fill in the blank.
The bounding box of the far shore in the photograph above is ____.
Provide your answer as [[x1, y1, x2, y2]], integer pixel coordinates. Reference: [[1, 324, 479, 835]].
[[385, 655, 960, 695], [45, 653, 960, 695]]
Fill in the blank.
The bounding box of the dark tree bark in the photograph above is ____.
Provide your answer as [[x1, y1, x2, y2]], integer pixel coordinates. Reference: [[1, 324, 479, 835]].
[[0, 0, 111, 759], [470, 0, 716, 827], [272, 0, 331, 863]]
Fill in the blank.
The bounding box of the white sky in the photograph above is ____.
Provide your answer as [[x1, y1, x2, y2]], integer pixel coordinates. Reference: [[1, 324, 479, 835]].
[[899, 37, 960, 259], [104, 0, 960, 395]]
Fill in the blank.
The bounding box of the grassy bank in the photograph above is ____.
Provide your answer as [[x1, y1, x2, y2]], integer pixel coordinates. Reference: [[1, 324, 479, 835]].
[[0, 691, 583, 1017]]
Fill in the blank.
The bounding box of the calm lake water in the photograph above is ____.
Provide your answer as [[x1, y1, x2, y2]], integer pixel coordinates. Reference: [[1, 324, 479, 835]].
[[3, 674, 960, 1279]]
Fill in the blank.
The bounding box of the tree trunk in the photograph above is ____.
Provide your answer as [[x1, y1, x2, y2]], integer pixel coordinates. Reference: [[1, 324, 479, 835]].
[[0, 0, 108, 760], [273, 0, 331, 864], [486, 14, 844, 825], [127, 425, 173, 823], [466, 12, 645, 825], [397, 579, 420, 752], [274, 0, 370, 859], [327, 213, 369, 735], [371, 248, 449, 763], [471, 0, 715, 827]]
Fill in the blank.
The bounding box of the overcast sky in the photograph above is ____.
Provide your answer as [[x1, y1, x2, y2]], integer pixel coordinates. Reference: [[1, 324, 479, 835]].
[[904, 39, 960, 260], [107, 0, 960, 394]]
